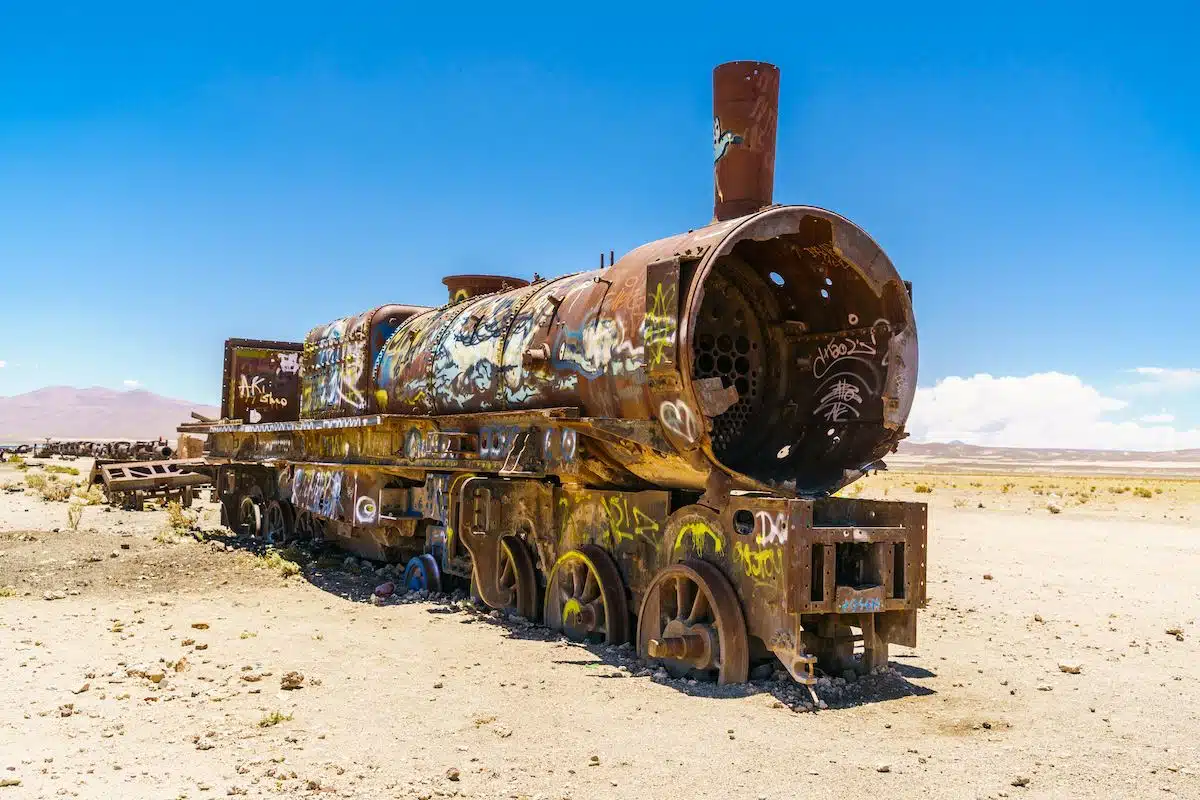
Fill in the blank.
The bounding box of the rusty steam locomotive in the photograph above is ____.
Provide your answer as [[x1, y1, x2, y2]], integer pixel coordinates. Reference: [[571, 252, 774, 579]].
[[181, 61, 926, 685]]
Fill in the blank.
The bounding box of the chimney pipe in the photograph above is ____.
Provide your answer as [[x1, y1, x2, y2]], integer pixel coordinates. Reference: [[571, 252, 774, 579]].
[[712, 61, 780, 222]]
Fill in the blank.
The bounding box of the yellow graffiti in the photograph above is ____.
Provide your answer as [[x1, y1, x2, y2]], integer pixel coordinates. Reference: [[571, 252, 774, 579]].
[[559, 494, 661, 550], [674, 520, 724, 556], [601, 495, 660, 547], [733, 541, 783, 587], [452, 288, 469, 303], [562, 597, 583, 626], [374, 389, 389, 411], [643, 281, 678, 367]]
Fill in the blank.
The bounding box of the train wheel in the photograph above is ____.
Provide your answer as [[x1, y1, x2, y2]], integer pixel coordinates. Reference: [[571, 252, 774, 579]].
[[402, 554, 442, 594], [636, 560, 749, 685], [294, 510, 326, 542], [494, 536, 538, 621], [544, 546, 629, 644], [260, 500, 294, 544], [234, 494, 260, 537]]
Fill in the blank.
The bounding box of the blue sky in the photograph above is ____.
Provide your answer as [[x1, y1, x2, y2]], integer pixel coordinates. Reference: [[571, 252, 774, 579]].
[[1, 2, 1198, 448]]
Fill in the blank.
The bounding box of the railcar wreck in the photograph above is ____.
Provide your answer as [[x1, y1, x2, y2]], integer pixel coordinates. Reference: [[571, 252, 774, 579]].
[[180, 62, 926, 685]]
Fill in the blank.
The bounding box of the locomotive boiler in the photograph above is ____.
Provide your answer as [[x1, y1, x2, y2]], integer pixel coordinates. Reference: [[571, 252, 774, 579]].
[[182, 61, 927, 685]]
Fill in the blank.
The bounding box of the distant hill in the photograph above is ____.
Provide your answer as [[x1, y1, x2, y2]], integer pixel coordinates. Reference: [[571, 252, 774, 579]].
[[893, 439, 1200, 478], [0, 386, 218, 443], [897, 440, 1200, 462]]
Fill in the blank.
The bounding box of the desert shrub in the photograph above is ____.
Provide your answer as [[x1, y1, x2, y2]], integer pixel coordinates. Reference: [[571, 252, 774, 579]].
[[40, 482, 72, 502], [258, 710, 292, 727], [44, 465, 80, 476], [1132, 487, 1153, 499], [1001, 482, 1014, 493], [0, 585, 15, 598], [70, 484, 106, 505], [261, 549, 301, 578], [9, 455, 28, 470], [913, 484, 933, 494], [165, 500, 197, 532], [67, 501, 85, 531], [24, 473, 47, 491]]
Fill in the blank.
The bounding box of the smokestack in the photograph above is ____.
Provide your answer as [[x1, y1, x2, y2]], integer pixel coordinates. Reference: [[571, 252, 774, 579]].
[[712, 61, 780, 222]]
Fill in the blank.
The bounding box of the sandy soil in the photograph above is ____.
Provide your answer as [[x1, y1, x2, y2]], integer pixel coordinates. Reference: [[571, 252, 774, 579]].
[[1, 457, 1199, 799]]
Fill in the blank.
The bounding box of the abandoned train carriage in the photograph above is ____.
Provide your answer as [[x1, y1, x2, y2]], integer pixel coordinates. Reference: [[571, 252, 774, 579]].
[[181, 61, 927, 686]]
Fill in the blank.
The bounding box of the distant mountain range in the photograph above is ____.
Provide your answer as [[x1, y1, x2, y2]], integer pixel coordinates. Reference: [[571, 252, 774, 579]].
[[896, 440, 1200, 462], [0, 387, 218, 443]]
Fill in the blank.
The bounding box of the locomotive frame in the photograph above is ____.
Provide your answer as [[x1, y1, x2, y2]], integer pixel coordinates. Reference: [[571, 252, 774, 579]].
[[180, 61, 928, 686]]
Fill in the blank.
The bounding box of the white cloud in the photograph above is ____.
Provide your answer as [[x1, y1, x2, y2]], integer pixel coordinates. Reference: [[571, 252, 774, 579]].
[[122, 379, 141, 389], [907, 372, 1200, 451], [1139, 412, 1175, 424], [1124, 367, 1200, 394], [0, 360, 6, 368]]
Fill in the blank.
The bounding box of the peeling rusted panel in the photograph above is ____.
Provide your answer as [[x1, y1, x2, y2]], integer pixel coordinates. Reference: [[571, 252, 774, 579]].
[[221, 339, 304, 424]]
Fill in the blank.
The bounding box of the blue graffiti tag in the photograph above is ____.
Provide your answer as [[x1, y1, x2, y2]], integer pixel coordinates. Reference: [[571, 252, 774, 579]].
[[838, 596, 883, 614]]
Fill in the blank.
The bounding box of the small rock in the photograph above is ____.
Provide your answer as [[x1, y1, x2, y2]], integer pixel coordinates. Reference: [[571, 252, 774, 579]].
[[589, 755, 600, 766], [1033, 614, 1044, 623], [182, 638, 195, 647], [1166, 627, 1184, 640], [749, 663, 774, 681], [374, 581, 395, 598], [191, 622, 210, 630], [1046, 502, 1062, 514], [280, 672, 304, 690], [145, 669, 166, 684], [983, 573, 993, 580], [445, 767, 460, 781], [194, 643, 208, 651], [0, 777, 20, 787], [43, 591, 66, 601], [433, 682, 444, 689], [1058, 661, 1082, 675], [72, 682, 90, 694], [1036, 684, 1052, 691], [1012, 776, 1030, 787], [875, 762, 891, 773]]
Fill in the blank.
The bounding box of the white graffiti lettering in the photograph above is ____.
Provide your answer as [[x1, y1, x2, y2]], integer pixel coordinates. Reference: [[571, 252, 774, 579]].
[[753, 511, 788, 546]]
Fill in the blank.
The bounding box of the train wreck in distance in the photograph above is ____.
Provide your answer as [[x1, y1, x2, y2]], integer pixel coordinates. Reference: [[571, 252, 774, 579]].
[[180, 61, 926, 686]]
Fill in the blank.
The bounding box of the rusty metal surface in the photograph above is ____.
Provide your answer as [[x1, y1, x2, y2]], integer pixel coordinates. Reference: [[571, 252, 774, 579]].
[[713, 61, 779, 222], [222, 339, 304, 424], [443, 274, 530, 304], [185, 61, 930, 683]]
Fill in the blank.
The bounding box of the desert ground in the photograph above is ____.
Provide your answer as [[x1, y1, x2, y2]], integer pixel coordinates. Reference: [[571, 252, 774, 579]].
[[1, 455, 1199, 799]]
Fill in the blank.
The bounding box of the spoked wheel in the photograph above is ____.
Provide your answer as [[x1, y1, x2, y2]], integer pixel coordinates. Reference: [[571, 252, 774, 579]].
[[544, 545, 629, 644], [259, 500, 294, 544], [402, 554, 442, 594], [493, 536, 539, 621], [294, 510, 327, 542], [235, 494, 260, 537], [636, 560, 749, 685]]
